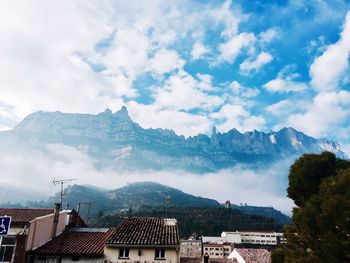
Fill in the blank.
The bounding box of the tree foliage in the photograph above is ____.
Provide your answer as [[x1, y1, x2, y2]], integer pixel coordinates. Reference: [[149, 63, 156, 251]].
[[284, 152, 350, 262]]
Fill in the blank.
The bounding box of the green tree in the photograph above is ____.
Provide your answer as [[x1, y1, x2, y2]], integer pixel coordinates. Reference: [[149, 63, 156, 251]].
[[284, 152, 350, 263], [271, 247, 285, 263], [287, 152, 336, 206]]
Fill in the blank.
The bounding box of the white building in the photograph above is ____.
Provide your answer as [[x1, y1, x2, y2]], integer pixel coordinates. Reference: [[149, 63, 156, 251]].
[[239, 231, 284, 245], [204, 231, 284, 247]]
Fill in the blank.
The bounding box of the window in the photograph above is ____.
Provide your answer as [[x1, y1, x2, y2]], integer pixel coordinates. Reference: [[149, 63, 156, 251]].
[[71, 256, 80, 261], [0, 237, 16, 263], [119, 248, 129, 259], [155, 249, 165, 260]]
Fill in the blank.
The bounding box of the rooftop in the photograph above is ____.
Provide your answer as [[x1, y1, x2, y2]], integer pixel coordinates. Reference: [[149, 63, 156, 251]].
[[31, 228, 115, 256], [0, 208, 54, 224], [107, 217, 179, 247], [234, 248, 270, 263]]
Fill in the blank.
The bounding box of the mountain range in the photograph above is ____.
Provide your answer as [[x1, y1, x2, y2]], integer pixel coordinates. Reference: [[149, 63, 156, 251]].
[[0, 106, 347, 173], [17, 181, 290, 226]]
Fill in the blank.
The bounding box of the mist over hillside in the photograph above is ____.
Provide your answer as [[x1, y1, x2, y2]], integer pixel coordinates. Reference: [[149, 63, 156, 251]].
[[0, 107, 347, 213]]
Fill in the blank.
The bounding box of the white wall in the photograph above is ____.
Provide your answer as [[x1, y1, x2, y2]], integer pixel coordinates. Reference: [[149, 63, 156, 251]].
[[104, 247, 179, 263]]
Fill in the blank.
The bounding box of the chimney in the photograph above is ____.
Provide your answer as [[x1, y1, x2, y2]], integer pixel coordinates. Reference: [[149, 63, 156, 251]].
[[51, 203, 61, 239]]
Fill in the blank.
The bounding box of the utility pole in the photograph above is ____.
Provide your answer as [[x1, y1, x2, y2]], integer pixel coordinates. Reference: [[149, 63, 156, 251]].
[[53, 178, 76, 207]]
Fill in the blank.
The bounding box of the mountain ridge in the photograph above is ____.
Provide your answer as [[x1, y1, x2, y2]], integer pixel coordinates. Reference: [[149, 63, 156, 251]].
[[13, 181, 290, 226], [1, 107, 346, 173]]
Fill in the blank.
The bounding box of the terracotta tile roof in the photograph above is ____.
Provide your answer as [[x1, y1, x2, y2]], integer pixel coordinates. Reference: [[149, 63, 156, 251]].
[[235, 248, 271, 263], [31, 228, 115, 256], [0, 208, 54, 224], [107, 217, 179, 247]]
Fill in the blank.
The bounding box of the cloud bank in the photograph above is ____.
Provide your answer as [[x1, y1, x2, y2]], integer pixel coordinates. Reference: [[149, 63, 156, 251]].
[[0, 144, 294, 215]]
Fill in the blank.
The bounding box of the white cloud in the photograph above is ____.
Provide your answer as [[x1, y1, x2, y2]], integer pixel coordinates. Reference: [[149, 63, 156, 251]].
[[0, 143, 294, 214], [259, 28, 279, 43], [310, 10, 350, 91], [218, 33, 256, 63], [211, 104, 266, 133], [210, 0, 240, 39], [229, 81, 260, 98], [240, 52, 273, 74], [153, 70, 223, 112], [127, 102, 213, 137], [263, 73, 308, 93], [191, 41, 210, 60], [287, 91, 350, 137], [266, 99, 293, 116], [148, 49, 185, 75]]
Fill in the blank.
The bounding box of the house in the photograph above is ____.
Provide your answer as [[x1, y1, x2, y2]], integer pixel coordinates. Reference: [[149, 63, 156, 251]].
[[0, 207, 56, 263], [202, 242, 233, 259], [104, 217, 180, 263], [180, 239, 201, 258], [228, 248, 270, 263], [29, 228, 115, 263], [0, 204, 86, 263]]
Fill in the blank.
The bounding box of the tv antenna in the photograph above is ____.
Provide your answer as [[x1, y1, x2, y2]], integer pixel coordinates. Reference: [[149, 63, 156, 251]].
[[53, 178, 76, 206]]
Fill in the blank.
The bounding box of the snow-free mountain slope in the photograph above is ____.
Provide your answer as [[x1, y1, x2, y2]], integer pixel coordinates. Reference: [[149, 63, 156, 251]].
[[0, 107, 347, 173]]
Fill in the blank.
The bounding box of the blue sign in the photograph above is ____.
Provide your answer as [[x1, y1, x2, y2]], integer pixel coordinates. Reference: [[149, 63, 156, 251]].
[[0, 216, 11, 236]]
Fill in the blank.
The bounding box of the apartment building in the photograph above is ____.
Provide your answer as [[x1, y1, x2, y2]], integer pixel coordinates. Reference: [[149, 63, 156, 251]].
[[239, 231, 284, 245], [202, 242, 233, 259], [180, 239, 202, 258]]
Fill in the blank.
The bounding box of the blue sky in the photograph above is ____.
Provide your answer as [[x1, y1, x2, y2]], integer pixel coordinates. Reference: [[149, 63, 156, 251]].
[[1, 0, 350, 153]]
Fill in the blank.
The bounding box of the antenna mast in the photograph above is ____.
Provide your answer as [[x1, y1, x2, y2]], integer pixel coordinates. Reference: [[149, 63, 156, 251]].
[[53, 178, 76, 206]]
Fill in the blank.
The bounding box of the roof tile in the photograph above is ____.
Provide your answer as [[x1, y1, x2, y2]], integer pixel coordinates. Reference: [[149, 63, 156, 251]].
[[0, 208, 54, 223], [32, 228, 115, 256], [107, 217, 179, 247]]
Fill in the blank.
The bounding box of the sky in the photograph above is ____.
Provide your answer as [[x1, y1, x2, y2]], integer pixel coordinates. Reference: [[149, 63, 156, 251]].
[[1, 0, 350, 151], [0, 1, 350, 213]]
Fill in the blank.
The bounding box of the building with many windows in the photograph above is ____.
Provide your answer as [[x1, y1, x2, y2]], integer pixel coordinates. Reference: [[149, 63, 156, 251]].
[[202, 242, 233, 259], [238, 231, 284, 245], [180, 239, 202, 258]]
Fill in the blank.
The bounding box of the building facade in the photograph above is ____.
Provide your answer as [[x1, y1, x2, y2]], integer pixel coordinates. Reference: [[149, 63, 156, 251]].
[[180, 239, 201, 258], [105, 217, 180, 263], [0, 205, 86, 263], [202, 243, 233, 259]]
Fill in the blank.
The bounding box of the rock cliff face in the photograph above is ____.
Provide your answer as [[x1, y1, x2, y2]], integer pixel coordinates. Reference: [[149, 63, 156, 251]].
[[1, 107, 347, 173]]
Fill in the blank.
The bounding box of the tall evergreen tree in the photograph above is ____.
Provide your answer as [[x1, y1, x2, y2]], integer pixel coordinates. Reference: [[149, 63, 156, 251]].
[[282, 152, 350, 263]]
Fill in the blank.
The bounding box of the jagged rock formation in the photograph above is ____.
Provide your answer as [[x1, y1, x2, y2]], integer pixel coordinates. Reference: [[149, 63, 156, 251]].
[[0, 107, 347, 173]]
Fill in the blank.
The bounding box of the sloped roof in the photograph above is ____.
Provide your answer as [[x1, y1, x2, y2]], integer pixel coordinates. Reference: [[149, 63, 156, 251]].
[[107, 217, 179, 247], [235, 248, 270, 263], [31, 228, 115, 256], [0, 208, 54, 224]]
